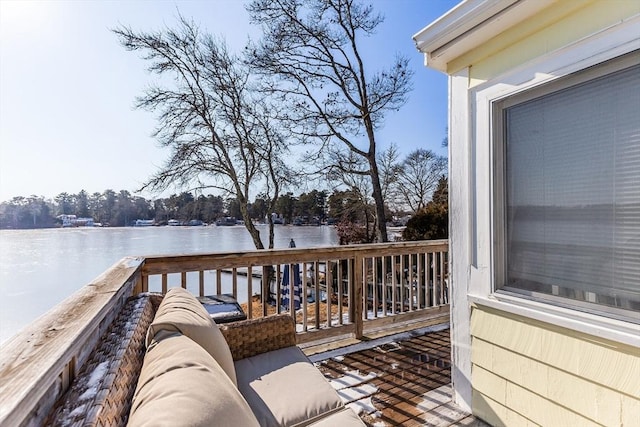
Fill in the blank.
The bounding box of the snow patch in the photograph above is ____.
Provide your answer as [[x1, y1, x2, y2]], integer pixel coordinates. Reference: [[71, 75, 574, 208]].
[[328, 370, 376, 390], [337, 383, 378, 403], [308, 322, 449, 363], [347, 397, 379, 416], [86, 361, 109, 390], [63, 403, 87, 426], [73, 361, 109, 403]]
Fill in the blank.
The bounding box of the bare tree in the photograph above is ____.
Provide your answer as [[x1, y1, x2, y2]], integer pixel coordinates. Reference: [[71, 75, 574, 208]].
[[325, 150, 377, 242], [114, 17, 291, 249], [377, 143, 402, 210], [252, 101, 297, 249], [247, 0, 413, 242], [397, 149, 447, 213]]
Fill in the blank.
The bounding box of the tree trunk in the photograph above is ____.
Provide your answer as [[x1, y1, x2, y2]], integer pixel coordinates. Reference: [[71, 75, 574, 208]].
[[368, 156, 388, 243], [267, 215, 275, 249], [239, 201, 264, 250]]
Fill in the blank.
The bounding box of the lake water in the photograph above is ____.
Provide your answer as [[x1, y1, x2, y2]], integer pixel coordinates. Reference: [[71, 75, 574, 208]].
[[0, 225, 338, 344]]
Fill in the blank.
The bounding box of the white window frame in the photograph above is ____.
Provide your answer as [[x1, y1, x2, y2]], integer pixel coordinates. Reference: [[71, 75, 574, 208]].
[[493, 51, 639, 321], [462, 17, 640, 347]]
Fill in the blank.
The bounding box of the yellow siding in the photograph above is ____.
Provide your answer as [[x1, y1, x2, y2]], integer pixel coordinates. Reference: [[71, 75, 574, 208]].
[[472, 390, 546, 427], [445, 0, 640, 87], [621, 395, 640, 426], [471, 306, 640, 426]]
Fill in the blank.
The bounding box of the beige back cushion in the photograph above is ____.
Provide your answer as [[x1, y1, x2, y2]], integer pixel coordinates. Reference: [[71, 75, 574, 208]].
[[147, 287, 237, 385], [129, 331, 259, 427]]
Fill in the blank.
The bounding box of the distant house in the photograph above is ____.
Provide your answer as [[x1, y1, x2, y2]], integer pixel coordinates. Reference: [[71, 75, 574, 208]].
[[414, 1, 639, 425], [57, 215, 95, 227], [57, 214, 76, 227]]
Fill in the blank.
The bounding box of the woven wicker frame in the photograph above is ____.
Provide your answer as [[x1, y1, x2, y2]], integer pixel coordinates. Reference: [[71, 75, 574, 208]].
[[45, 296, 296, 426], [220, 314, 296, 361], [45, 293, 162, 427]]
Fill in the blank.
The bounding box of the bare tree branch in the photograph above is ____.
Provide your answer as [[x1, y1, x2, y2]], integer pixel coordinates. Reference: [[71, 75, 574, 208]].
[[247, 0, 413, 242], [396, 149, 447, 213], [114, 18, 293, 249]]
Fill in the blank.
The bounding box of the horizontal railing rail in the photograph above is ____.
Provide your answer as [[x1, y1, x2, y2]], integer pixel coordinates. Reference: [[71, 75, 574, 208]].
[[140, 240, 449, 343]]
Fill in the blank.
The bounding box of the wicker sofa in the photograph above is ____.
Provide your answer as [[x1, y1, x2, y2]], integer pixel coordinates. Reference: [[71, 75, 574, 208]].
[[46, 288, 364, 426]]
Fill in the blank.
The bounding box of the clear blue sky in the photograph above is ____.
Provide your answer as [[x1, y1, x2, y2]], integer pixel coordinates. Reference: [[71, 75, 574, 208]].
[[0, 0, 459, 202]]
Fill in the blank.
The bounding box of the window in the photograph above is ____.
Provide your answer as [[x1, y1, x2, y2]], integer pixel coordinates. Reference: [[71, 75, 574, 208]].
[[495, 52, 640, 319]]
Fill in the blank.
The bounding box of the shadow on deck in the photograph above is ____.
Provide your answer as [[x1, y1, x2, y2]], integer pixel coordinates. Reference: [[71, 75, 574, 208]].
[[308, 328, 488, 426]]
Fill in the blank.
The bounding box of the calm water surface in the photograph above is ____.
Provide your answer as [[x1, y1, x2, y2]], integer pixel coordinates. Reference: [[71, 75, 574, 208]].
[[0, 225, 338, 344]]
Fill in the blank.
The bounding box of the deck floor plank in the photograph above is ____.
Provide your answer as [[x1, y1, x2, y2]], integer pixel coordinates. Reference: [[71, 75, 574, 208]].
[[314, 329, 488, 426]]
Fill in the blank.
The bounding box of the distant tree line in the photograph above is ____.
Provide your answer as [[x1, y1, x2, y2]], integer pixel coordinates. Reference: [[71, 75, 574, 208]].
[[0, 189, 329, 229], [0, 176, 448, 238]]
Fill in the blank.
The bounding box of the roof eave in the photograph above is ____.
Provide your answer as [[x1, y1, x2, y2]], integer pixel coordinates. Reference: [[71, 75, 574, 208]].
[[413, 0, 558, 73]]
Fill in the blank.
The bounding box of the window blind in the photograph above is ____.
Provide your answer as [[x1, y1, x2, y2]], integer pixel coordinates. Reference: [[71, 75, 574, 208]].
[[503, 63, 640, 313]]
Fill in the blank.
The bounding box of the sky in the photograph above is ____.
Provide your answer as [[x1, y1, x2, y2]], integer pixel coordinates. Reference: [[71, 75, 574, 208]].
[[0, 0, 459, 202]]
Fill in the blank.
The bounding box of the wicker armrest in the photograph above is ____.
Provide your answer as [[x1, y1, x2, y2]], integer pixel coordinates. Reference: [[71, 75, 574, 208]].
[[45, 293, 162, 427], [220, 314, 296, 361]]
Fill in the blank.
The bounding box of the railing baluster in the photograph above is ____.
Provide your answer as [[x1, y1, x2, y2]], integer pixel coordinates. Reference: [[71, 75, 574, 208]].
[[439, 252, 447, 305], [363, 258, 368, 321], [199, 271, 204, 297], [181, 272, 187, 289], [337, 261, 343, 325], [391, 257, 397, 314], [288, 263, 295, 317], [262, 266, 269, 318], [354, 254, 364, 339], [302, 262, 308, 332], [216, 270, 222, 295], [314, 261, 320, 330], [348, 259, 354, 324], [444, 251, 449, 304], [232, 268, 238, 299], [372, 257, 378, 318], [400, 255, 405, 313], [276, 264, 281, 315], [162, 274, 167, 294], [433, 252, 437, 306], [326, 261, 333, 328], [416, 253, 427, 308], [435, 252, 442, 305], [382, 256, 388, 317], [409, 254, 414, 311], [247, 265, 253, 319]]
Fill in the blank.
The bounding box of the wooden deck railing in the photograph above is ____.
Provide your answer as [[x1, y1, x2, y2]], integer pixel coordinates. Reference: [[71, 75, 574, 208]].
[[0, 240, 448, 426], [139, 240, 449, 343]]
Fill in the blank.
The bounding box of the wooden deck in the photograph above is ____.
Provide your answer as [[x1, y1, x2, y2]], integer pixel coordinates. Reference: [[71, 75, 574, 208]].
[[309, 328, 488, 426]]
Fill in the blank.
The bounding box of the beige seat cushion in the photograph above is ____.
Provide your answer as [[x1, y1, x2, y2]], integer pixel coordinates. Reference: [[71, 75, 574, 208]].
[[307, 408, 366, 426], [147, 287, 237, 385], [235, 346, 344, 427], [129, 331, 259, 427]]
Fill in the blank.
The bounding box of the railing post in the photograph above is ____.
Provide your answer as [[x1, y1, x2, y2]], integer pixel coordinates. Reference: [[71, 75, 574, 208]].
[[354, 254, 364, 340], [136, 271, 146, 294]]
